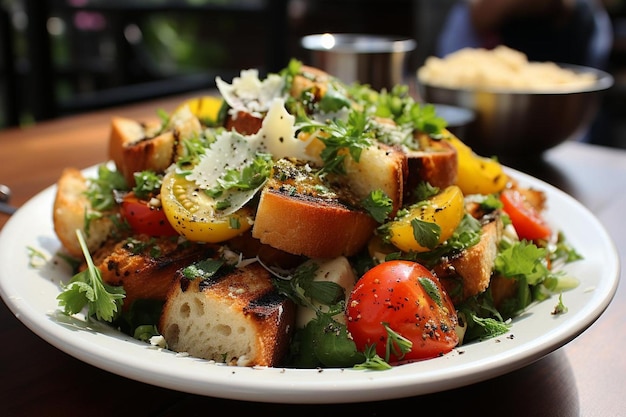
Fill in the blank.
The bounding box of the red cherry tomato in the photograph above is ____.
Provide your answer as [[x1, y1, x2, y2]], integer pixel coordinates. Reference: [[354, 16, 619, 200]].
[[500, 189, 552, 241], [120, 193, 179, 236], [346, 260, 458, 363]]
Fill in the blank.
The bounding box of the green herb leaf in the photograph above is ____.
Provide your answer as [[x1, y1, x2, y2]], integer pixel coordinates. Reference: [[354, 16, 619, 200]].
[[57, 229, 125, 322], [495, 240, 548, 285], [362, 189, 393, 223], [182, 258, 225, 280], [410, 217, 441, 250], [85, 164, 128, 211], [552, 293, 568, 315], [418, 277, 443, 308], [353, 344, 392, 370], [132, 171, 163, 200], [383, 322, 413, 363]]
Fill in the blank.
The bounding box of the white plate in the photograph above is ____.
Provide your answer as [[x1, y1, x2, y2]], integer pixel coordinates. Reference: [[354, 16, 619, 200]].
[[0, 165, 619, 404]]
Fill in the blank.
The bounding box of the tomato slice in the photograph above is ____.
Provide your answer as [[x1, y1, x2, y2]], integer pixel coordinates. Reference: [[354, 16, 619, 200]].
[[120, 192, 179, 236], [160, 171, 253, 243], [500, 188, 552, 241], [346, 260, 459, 363]]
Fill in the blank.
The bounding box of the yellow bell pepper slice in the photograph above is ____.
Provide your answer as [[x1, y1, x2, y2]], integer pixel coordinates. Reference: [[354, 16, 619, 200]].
[[388, 185, 465, 253], [447, 135, 508, 195], [176, 96, 225, 125]]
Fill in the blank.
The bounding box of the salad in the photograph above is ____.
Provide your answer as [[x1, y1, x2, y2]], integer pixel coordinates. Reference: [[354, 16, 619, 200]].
[[52, 59, 581, 370]]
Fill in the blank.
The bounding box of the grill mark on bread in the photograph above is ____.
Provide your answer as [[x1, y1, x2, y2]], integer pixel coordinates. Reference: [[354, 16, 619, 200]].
[[159, 262, 295, 366], [91, 234, 217, 309], [269, 158, 365, 211]]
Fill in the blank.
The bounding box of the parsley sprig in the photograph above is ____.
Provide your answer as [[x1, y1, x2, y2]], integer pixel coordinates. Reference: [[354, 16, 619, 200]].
[[84, 164, 128, 211], [57, 230, 125, 322], [298, 109, 374, 174]]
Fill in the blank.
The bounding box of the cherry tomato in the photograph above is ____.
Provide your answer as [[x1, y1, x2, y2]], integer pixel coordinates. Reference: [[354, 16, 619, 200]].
[[160, 171, 253, 243], [120, 193, 179, 236], [500, 188, 552, 241], [346, 260, 458, 363]]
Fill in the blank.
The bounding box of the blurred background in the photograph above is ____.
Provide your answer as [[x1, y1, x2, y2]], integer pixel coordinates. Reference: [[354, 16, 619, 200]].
[[1, 0, 625, 149]]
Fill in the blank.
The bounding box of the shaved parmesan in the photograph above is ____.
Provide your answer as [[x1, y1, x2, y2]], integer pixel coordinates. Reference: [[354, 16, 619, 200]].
[[187, 98, 316, 215], [216, 69, 286, 118]]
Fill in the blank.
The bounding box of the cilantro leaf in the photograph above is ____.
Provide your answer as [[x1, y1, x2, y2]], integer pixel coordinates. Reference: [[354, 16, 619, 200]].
[[85, 164, 128, 211], [362, 189, 393, 223], [57, 230, 125, 322], [383, 322, 412, 363], [418, 277, 443, 308], [410, 217, 441, 250], [132, 171, 163, 200], [298, 109, 373, 175], [495, 240, 549, 285], [353, 344, 392, 371]]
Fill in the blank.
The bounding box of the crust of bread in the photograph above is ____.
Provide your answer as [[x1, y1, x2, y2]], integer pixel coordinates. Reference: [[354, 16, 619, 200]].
[[252, 185, 378, 259], [435, 216, 503, 302], [109, 107, 201, 186], [158, 262, 295, 367], [227, 231, 306, 269], [52, 168, 117, 257], [404, 132, 458, 201], [90, 234, 218, 309], [109, 117, 176, 186]]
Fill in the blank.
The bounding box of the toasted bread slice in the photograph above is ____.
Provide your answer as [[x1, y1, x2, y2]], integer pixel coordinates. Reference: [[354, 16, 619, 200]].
[[252, 158, 378, 258], [109, 106, 202, 186], [158, 262, 295, 367], [290, 65, 331, 100], [343, 142, 407, 216], [109, 117, 162, 184], [435, 216, 503, 302], [90, 234, 218, 309], [53, 168, 118, 258], [404, 132, 458, 202]]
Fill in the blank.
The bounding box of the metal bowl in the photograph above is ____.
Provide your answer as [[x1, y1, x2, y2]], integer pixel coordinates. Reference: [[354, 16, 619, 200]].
[[301, 33, 416, 91], [418, 64, 614, 157]]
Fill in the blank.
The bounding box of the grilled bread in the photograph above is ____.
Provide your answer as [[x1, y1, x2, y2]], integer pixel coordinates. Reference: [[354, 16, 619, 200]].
[[404, 131, 458, 202], [90, 234, 218, 309], [435, 216, 504, 303], [159, 262, 295, 367], [109, 117, 166, 186], [343, 142, 407, 216], [109, 106, 202, 186], [53, 167, 118, 258], [252, 158, 379, 259]]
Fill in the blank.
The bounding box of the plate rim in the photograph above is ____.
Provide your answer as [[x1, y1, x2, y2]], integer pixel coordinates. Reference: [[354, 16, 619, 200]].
[[0, 164, 620, 404]]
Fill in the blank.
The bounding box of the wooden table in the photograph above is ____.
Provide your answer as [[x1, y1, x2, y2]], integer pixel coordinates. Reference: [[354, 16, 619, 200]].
[[0, 95, 624, 416]]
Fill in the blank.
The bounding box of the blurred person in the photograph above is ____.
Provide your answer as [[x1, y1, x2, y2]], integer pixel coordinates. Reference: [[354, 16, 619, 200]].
[[436, 0, 613, 70]]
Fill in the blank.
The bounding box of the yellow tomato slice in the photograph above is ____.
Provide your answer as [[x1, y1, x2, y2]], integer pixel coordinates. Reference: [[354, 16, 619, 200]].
[[446, 135, 508, 195], [388, 185, 465, 252], [160, 171, 253, 243], [176, 96, 225, 125]]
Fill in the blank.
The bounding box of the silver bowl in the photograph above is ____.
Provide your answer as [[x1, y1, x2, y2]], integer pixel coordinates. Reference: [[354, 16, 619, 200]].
[[418, 64, 614, 157], [301, 33, 416, 91]]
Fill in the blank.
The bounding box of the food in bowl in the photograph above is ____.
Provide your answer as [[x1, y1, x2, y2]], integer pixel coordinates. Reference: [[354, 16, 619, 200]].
[[50, 59, 581, 370], [417, 45, 597, 91], [417, 46, 613, 156]]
